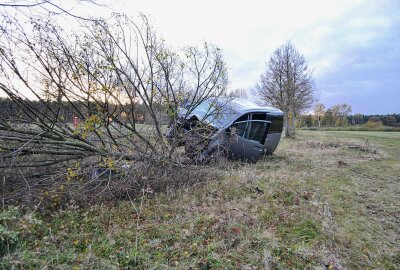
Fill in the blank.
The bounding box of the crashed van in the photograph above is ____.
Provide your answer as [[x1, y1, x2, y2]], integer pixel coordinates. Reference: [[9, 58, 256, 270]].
[[167, 97, 283, 162]]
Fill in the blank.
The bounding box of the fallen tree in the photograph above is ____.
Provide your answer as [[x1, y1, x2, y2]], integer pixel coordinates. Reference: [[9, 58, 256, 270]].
[[0, 12, 228, 206]]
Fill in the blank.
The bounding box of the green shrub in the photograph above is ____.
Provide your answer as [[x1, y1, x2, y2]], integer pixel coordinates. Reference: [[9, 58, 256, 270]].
[[366, 119, 383, 129], [0, 207, 20, 256], [0, 207, 43, 257]]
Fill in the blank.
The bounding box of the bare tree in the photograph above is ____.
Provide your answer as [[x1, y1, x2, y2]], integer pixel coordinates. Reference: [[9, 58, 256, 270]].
[[0, 0, 103, 20], [0, 12, 228, 205], [313, 103, 325, 128], [330, 104, 352, 127], [255, 42, 315, 137], [228, 88, 248, 98]]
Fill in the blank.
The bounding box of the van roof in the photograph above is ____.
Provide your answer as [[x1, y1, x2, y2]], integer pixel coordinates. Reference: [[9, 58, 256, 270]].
[[180, 97, 283, 129]]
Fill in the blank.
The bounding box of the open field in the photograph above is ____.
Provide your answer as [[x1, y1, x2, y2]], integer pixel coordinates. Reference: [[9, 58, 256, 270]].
[[299, 126, 400, 132], [1, 130, 399, 269]]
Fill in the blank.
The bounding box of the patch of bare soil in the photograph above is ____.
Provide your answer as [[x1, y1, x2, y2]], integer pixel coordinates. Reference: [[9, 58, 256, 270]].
[[294, 139, 382, 169]]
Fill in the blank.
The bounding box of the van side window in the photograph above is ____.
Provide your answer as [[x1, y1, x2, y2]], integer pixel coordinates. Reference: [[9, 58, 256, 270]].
[[233, 122, 248, 137], [251, 113, 267, 120], [230, 112, 270, 144], [246, 121, 269, 143], [268, 115, 283, 133]]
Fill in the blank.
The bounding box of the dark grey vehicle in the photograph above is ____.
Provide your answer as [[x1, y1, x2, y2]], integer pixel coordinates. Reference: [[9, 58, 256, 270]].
[[168, 97, 283, 162]]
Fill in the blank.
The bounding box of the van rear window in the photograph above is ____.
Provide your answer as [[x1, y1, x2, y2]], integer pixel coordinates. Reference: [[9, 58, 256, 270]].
[[268, 115, 283, 133]]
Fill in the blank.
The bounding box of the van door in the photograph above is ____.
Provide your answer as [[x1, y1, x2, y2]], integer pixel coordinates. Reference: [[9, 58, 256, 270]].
[[227, 120, 270, 161]]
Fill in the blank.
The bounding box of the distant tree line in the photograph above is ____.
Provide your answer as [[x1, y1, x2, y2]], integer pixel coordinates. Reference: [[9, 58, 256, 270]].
[[297, 103, 400, 128], [0, 97, 167, 124]]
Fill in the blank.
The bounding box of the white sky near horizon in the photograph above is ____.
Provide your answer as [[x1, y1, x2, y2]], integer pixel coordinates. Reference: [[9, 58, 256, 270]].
[[1, 0, 399, 114]]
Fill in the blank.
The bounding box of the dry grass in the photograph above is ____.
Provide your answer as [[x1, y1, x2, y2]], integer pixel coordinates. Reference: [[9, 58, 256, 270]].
[[1, 130, 399, 269]]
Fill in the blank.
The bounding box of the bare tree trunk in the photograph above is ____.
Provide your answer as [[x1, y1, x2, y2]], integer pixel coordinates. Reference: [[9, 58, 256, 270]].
[[284, 114, 290, 137], [292, 114, 296, 136]]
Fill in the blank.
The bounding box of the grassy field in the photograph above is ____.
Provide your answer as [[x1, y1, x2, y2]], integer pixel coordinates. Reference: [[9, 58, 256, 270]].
[[1, 130, 399, 269], [299, 126, 400, 132]]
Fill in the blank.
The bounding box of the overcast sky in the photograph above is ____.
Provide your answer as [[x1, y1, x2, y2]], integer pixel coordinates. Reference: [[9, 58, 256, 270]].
[[3, 0, 400, 114], [96, 0, 399, 114]]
